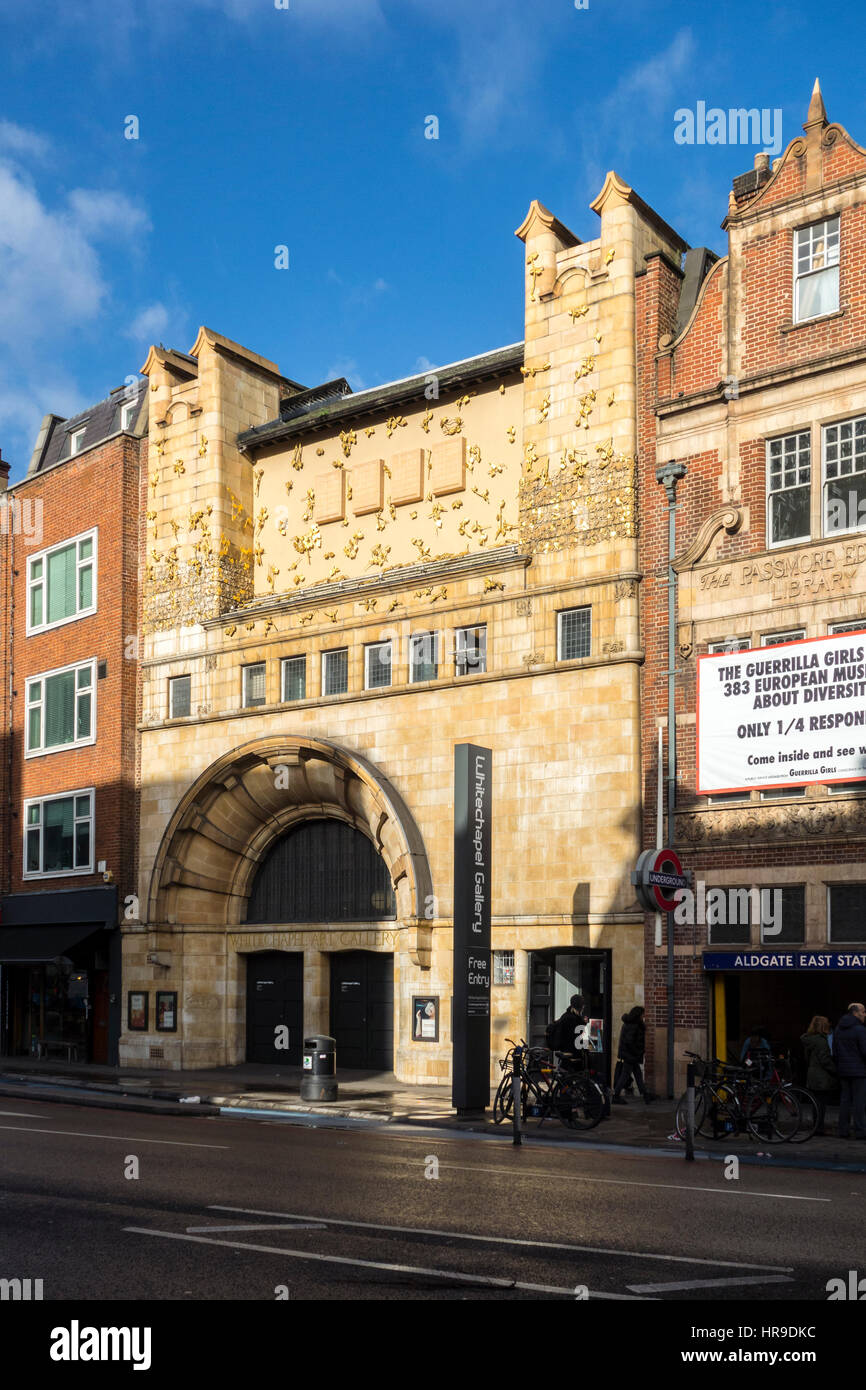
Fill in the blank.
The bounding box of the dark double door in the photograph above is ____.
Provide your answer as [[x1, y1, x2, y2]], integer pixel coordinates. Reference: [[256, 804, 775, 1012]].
[[329, 951, 394, 1070], [246, 952, 303, 1064]]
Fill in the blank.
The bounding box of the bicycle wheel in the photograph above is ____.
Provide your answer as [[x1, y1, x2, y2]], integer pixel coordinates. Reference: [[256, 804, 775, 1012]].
[[493, 1072, 519, 1124], [697, 1084, 739, 1139], [675, 1087, 707, 1138], [783, 1086, 819, 1143], [744, 1087, 799, 1143], [769, 1088, 802, 1142], [556, 1076, 605, 1131]]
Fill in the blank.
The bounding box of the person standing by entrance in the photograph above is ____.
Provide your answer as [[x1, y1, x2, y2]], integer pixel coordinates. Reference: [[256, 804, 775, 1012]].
[[612, 1006, 654, 1104], [833, 1003, 866, 1140], [800, 1015, 837, 1136]]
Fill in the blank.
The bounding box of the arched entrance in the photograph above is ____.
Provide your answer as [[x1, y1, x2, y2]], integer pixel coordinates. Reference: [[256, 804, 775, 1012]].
[[141, 737, 432, 1069]]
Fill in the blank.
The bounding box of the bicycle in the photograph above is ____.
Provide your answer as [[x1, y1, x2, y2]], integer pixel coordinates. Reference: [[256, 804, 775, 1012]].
[[494, 1039, 605, 1131], [675, 1051, 801, 1143]]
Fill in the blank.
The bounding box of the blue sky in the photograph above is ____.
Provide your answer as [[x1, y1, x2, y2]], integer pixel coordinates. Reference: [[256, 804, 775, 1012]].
[[0, 0, 863, 480]]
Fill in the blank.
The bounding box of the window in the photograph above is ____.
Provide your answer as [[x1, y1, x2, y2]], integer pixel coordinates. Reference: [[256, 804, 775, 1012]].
[[767, 432, 811, 546], [242, 663, 266, 708], [26, 660, 95, 754], [761, 787, 806, 800], [824, 416, 866, 537], [121, 400, 137, 432], [829, 619, 866, 635], [27, 531, 96, 633], [455, 625, 487, 677], [69, 427, 86, 456], [322, 648, 348, 696], [762, 629, 805, 647], [708, 639, 752, 799], [365, 640, 392, 690], [828, 884, 866, 943], [794, 216, 839, 322], [281, 656, 306, 702], [24, 789, 93, 877], [410, 632, 438, 684], [169, 675, 191, 719], [557, 606, 591, 661], [493, 950, 516, 985], [760, 885, 805, 944], [707, 886, 752, 945]]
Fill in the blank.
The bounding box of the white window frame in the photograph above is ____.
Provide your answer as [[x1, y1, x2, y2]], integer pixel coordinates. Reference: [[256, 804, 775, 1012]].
[[23, 787, 95, 879], [793, 216, 840, 324], [761, 629, 806, 648], [281, 655, 307, 703], [829, 619, 866, 635], [455, 625, 487, 677], [69, 427, 86, 456], [169, 674, 191, 719], [120, 400, 137, 432], [409, 631, 439, 684], [242, 662, 267, 708], [557, 606, 592, 661], [364, 640, 393, 691], [322, 648, 349, 697], [26, 528, 97, 636], [25, 658, 97, 757], [822, 415, 866, 539], [766, 431, 812, 549]]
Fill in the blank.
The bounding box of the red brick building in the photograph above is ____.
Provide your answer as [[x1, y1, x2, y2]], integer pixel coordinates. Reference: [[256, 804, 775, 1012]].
[[0, 382, 147, 1064], [637, 82, 866, 1092]]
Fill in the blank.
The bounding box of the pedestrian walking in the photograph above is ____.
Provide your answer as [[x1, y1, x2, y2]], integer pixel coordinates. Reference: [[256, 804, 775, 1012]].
[[546, 994, 587, 1058], [612, 1005, 654, 1104], [833, 1003, 866, 1140], [800, 1015, 837, 1135]]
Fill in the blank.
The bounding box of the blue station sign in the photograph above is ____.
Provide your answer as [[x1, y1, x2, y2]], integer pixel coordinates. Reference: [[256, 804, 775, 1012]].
[[704, 951, 866, 971]]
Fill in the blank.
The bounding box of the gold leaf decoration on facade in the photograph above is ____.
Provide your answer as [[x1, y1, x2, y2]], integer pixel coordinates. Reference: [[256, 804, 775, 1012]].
[[299, 612, 314, 626], [538, 394, 550, 423], [472, 486, 490, 503], [488, 462, 504, 476], [605, 247, 616, 264], [364, 426, 376, 438], [412, 537, 431, 559], [323, 550, 335, 559], [369, 543, 391, 568], [303, 488, 315, 522], [439, 416, 462, 435], [266, 565, 279, 590], [277, 518, 288, 536], [254, 543, 264, 567], [332, 458, 344, 469], [316, 447, 324, 456], [526, 250, 542, 301], [293, 573, 306, 586], [607, 392, 616, 407], [156, 440, 165, 456], [263, 617, 275, 633], [254, 468, 264, 496], [375, 511, 387, 532], [520, 362, 551, 379], [429, 501, 445, 529], [574, 355, 595, 380], [484, 576, 504, 592], [451, 499, 463, 509], [568, 305, 589, 322], [455, 393, 473, 410], [362, 597, 378, 612], [414, 587, 432, 599], [421, 410, 433, 433], [146, 510, 156, 522], [224, 625, 237, 637], [410, 510, 418, 519], [388, 500, 396, 521], [495, 500, 514, 540], [506, 426, 516, 443], [323, 608, 339, 623], [244, 619, 256, 632], [346, 484, 353, 501], [293, 522, 322, 562], [468, 444, 481, 471], [257, 506, 269, 531], [387, 599, 400, 613], [386, 416, 407, 437], [343, 531, 364, 560], [327, 565, 343, 580], [198, 436, 208, 457], [499, 383, 505, 394], [291, 444, 304, 470], [173, 459, 185, 476], [340, 429, 357, 457]]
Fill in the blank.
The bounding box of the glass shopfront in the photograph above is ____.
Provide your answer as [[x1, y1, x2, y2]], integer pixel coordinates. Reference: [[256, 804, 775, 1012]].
[[528, 947, 612, 1085]]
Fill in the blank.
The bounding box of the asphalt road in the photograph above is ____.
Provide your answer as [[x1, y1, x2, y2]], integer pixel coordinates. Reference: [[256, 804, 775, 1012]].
[[0, 1097, 862, 1309]]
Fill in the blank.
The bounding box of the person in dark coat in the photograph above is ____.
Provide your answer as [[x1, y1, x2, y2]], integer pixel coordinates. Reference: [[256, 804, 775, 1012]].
[[612, 1005, 653, 1104], [800, 1015, 837, 1135], [550, 995, 587, 1057], [833, 1003, 866, 1140]]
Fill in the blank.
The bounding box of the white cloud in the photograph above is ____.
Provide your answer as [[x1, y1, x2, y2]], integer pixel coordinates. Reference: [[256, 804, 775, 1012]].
[[127, 303, 171, 341], [65, 188, 150, 238], [325, 358, 365, 391], [0, 121, 51, 161]]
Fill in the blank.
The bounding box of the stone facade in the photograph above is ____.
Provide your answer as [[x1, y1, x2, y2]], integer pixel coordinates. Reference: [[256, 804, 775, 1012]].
[[124, 173, 685, 1080]]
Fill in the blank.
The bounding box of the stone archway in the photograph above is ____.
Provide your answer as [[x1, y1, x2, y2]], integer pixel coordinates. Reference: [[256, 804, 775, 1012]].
[[147, 736, 433, 965]]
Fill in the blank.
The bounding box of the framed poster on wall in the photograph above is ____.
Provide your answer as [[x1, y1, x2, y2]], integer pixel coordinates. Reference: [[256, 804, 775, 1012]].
[[156, 991, 178, 1032], [128, 992, 148, 1031], [412, 996, 439, 1041]]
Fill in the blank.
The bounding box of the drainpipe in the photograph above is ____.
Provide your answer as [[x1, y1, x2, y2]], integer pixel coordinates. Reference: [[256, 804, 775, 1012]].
[[656, 460, 686, 1099]]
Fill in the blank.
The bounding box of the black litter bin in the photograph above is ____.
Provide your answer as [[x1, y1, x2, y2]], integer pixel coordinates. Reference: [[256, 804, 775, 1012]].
[[301, 1034, 338, 1102]]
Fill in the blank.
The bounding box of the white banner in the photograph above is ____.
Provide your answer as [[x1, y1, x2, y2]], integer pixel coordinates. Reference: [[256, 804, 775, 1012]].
[[697, 632, 866, 793]]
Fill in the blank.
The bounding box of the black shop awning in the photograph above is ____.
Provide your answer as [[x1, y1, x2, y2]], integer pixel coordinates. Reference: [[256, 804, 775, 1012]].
[[0, 923, 102, 964]]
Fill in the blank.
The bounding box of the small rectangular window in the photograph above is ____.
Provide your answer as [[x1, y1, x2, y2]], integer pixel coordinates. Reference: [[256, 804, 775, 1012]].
[[242, 663, 266, 708], [121, 400, 137, 431], [27, 531, 97, 633], [169, 675, 191, 719], [824, 416, 866, 537], [25, 660, 96, 754], [365, 641, 392, 691], [762, 630, 806, 647], [829, 619, 866, 635], [707, 886, 752, 945], [493, 950, 516, 985], [23, 789, 94, 877], [455, 626, 487, 677], [322, 648, 348, 696], [794, 216, 839, 322], [281, 656, 306, 702], [557, 607, 591, 661], [828, 884, 866, 943], [767, 432, 811, 546], [410, 632, 438, 684], [69, 427, 86, 456], [760, 885, 805, 944]]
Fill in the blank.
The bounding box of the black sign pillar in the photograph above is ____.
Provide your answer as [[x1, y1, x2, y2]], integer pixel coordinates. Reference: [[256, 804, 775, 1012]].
[[451, 743, 492, 1117]]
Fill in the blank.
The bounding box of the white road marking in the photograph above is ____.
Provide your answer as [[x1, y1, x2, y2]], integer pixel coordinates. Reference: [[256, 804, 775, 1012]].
[[430, 1161, 830, 1202], [627, 1275, 795, 1294], [0, 1110, 44, 1117], [0, 1123, 226, 1149], [123, 1227, 647, 1299], [208, 1205, 793, 1273], [186, 1224, 327, 1233]]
